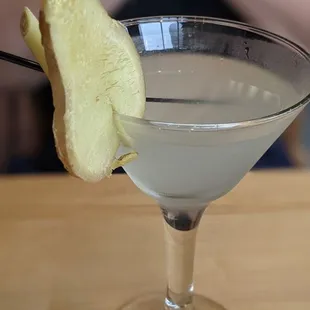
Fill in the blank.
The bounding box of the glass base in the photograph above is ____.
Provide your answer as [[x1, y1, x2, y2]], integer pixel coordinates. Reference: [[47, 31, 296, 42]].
[[119, 293, 226, 310]]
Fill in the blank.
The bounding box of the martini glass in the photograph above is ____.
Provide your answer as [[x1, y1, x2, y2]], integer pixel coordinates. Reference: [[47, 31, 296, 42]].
[[115, 17, 310, 310]]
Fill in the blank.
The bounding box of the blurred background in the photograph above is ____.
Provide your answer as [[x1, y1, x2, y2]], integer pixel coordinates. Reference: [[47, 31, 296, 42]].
[[0, 0, 309, 175]]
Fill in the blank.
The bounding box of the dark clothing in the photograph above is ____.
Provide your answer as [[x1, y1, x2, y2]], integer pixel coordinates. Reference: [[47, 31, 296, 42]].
[[113, 0, 241, 21], [254, 139, 292, 169]]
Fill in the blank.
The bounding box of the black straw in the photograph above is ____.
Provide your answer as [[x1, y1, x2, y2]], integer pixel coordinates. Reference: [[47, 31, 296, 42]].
[[0, 50, 44, 73], [0, 50, 223, 104]]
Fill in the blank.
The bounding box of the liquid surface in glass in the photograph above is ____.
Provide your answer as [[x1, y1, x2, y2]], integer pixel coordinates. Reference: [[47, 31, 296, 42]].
[[118, 54, 301, 208]]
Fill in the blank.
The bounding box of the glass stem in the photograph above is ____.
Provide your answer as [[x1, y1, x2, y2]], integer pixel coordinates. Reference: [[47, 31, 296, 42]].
[[161, 207, 206, 309]]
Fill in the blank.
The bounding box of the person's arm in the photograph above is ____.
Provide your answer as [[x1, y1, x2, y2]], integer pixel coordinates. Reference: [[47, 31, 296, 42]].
[[227, 0, 310, 50]]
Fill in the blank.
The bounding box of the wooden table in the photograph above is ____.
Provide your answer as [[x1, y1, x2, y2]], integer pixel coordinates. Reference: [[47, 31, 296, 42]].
[[0, 171, 310, 310]]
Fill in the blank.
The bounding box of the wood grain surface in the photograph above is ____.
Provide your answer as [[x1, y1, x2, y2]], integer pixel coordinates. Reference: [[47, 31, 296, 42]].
[[0, 171, 309, 310]]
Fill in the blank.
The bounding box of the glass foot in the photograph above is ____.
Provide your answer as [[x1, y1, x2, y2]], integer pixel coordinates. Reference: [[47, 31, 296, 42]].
[[119, 292, 226, 310]]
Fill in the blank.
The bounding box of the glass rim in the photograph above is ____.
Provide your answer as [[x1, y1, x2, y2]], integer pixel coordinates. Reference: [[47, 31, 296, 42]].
[[116, 15, 310, 132]]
